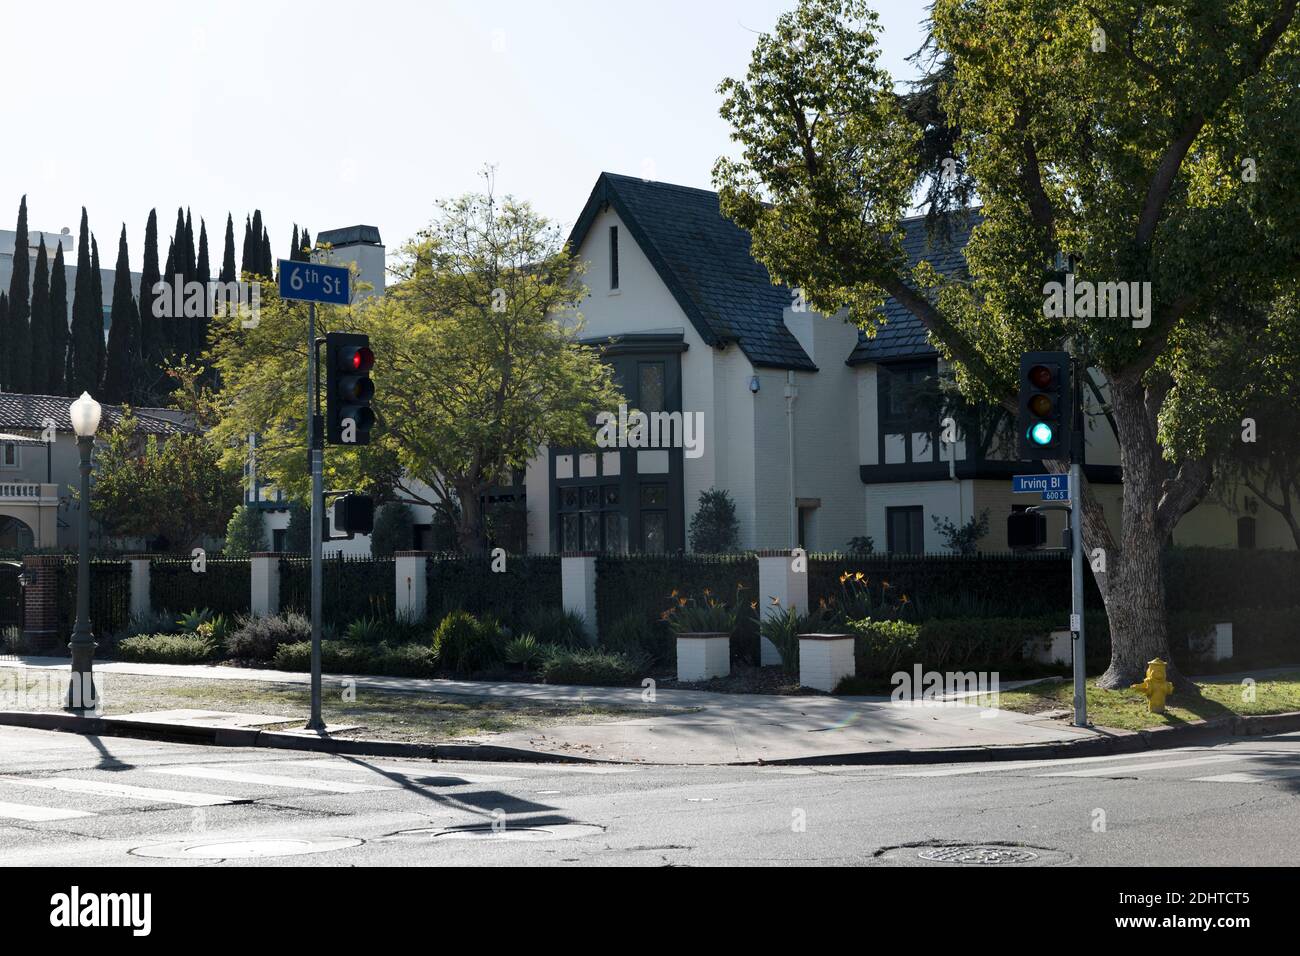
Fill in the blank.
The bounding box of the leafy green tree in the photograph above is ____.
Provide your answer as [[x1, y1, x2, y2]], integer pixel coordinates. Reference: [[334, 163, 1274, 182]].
[[5, 195, 31, 392], [102, 226, 139, 403], [223, 504, 267, 557], [370, 501, 414, 557], [688, 488, 741, 553], [713, 0, 1300, 686], [90, 413, 241, 553], [932, 508, 990, 555], [208, 176, 623, 554]]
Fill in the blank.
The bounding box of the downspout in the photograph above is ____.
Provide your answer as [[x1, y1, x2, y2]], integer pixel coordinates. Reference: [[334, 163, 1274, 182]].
[[948, 426, 963, 527], [785, 371, 798, 547]]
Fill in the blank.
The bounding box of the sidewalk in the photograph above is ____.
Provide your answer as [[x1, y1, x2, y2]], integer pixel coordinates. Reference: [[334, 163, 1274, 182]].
[[0, 656, 1093, 764]]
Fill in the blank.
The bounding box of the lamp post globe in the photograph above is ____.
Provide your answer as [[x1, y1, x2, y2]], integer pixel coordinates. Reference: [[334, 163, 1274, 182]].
[[66, 392, 102, 712]]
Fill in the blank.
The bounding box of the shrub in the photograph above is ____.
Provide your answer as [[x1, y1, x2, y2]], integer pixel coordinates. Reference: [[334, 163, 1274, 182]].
[[664, 595, 737, 635], [345, 616, 385, 645], [503, 633, 543, 668], [758, 605, 814, 675], [848, 619, 921, 679], [371, 502, 415, 557], [688, 488, 740, 553], [127, 609, 177, 637], [116, 632, 218, 664], [372, 642, 440, 677], [525, 606, 589, 648], [223, 504, 267, 557], [540, 648, 646, 686], [226, 612, 311, 661], [176, 608, 213, 633], [846, 535, 874, 554], [273, 640, 371, 673], [602, 612, 671, 664], [432, 610, 504, 675]]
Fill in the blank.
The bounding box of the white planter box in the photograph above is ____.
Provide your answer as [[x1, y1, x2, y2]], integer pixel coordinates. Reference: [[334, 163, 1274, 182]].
[[798, 633, 855, 692], [676, 632, 731, 682]]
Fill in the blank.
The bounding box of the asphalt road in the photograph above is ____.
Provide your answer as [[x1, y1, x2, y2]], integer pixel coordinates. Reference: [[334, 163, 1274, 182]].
[[1, 726, 1298, 866]]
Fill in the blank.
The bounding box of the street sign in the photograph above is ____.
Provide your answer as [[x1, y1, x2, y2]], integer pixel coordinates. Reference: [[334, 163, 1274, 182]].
[[1012, 474, 1069, 495], [278, 259, 350, 305], [1041, 488, 1070, 502]]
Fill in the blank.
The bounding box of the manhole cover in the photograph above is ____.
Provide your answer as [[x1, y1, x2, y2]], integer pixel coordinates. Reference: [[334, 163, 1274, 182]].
[[130, 837, 362, 860], [390, 823, 604, 842], [919, 845, 1039, 865]]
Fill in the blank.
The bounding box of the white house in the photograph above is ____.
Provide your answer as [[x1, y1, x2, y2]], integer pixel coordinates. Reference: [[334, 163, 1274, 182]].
[[520, 172, 1293, 555]]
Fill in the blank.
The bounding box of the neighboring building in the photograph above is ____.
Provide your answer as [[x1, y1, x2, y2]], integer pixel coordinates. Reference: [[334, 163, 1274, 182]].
[[0, 393, 191, 550], [522, 172, 1294, 554]]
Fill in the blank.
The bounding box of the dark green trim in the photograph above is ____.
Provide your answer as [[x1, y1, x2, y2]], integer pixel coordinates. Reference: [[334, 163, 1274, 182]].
[[859, 461, 1123, 484]]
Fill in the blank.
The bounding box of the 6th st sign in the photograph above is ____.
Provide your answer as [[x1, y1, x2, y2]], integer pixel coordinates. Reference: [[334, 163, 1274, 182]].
[[278, 259, 350, 305]]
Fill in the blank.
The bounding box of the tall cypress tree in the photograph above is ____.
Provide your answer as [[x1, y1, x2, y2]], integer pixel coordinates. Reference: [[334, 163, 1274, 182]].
[[6, 195, 32, 392], [241, 214, 254, 276], [196, 218, 211, 358], [49, 241, 69, 395], [90, 235, 105, 390], [290, 225, 300, 262], [0, 293, 7, 388], [221, 213, 236, 284], [167, 208, 187, 359], [68, 208, 99, 395], [250, 210, 264, 276], [300, 226, 311, 259], [260, 226, 273, 278], [29, 237, 51, 393], [102, 226, 139, 403], [162, 234, 177, 360], [138, 209, 163, 399]]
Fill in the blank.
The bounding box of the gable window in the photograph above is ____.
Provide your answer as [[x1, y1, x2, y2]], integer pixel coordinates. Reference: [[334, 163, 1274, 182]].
[[609, 225, 620, 291], [878, 360, 940, 465], [886, 506, 924, 554]]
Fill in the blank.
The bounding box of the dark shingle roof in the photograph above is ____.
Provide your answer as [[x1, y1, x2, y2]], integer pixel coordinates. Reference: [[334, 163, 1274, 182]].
[[0, 392, 193, 436], [568, 173, 816, 370], [317, 225, 382, 247], [848, 213, 980, 364]]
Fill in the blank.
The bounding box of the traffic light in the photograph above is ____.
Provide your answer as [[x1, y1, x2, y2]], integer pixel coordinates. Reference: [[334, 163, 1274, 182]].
[[1007, 509, 1047, 549], [326, 332, 375, 445], [1017, 350, 1073, 460], [333, 493, 374, 537]]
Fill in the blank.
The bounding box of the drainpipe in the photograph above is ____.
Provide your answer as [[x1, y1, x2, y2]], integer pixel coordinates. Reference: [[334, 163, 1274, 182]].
[[948, 427, 963, 527], [785, 371, 798, 548]]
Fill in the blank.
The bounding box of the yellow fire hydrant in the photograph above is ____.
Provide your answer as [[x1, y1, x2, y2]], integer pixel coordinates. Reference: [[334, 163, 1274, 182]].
[[1131, 658, 1175, 713]]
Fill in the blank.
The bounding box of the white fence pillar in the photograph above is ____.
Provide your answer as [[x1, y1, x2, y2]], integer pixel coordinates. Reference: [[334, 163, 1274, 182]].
[[249, 553, 280, 617], [561, 553, 598, 645], [757, 550, 809, 666], [798, 633, 856, 692], [127, 555, 152, 621], [395, 551, 430, 622]]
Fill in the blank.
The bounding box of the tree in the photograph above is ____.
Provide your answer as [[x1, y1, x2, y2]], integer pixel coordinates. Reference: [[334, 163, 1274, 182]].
[[68, 209, 102, 395], [48, 241, 68, 395], [207, 177, 623, 554], [102, 226, 139, 403], [932, 508, 990, 555], [688, 488, 741, 553], [138, 209, 165, 401], [370, 501, 414, 557], [5, 195, 31, 392], [90, 413, 241, 553], [90, 235, 105, 388], [260, 226, 273, 278], [29, 237, 51, 393], [0, 293, 7, 386], [240, 214, 254, 276], [284, 501, 311, 553], [195, 218, 211, 362], [222, 504, 267, 557], [220, 213, 237, 284], [713, 0, 1300, 687], [290, 225, 301, 263]]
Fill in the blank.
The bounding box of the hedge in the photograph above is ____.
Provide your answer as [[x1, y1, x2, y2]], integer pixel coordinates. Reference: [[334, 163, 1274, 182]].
[[280, 554, 395, 623], [425, 554, 561, 631], [595, 554, 758, 636], [150, 558, 251, 618]]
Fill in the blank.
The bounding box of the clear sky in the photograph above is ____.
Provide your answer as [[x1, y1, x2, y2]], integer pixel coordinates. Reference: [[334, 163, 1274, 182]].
[[0, 0, 929, 270]]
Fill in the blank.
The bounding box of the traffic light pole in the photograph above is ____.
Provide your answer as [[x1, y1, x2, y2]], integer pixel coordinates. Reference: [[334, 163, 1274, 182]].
[[1069, 358, 1087, 729], [306, 301, 325, 732]]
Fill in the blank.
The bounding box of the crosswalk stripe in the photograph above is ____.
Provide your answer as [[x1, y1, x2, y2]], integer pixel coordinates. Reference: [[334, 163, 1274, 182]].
[[1037, 753, 1250, 778], [0, 800, 96, 822], [0, 775, 240, 807], [149, 765, 397, 793], [292, 760, 520, 784], [1191, 769, 1300, 784], [895, 748, 1217, 778]]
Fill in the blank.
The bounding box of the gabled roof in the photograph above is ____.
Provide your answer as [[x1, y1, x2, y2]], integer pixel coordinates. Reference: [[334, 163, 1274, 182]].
[[0, 392, 193, 436], [567, 173, 816, 371], [848, 212, 980, 364]]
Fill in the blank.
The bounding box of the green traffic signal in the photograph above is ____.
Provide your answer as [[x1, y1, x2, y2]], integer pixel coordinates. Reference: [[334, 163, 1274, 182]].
[[1028, 421, 1054, 446]]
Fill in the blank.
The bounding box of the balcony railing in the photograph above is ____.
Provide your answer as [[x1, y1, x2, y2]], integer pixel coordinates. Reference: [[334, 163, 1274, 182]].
[[0, 482, 59, 503]]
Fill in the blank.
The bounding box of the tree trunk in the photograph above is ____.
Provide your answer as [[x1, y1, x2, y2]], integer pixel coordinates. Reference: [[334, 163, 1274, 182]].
[[456, 484, 489, 556], [1093, 380, 1184, 690]]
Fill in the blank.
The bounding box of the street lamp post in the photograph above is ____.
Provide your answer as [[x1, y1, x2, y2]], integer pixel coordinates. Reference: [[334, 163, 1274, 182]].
[[66, 391, 102, 712]]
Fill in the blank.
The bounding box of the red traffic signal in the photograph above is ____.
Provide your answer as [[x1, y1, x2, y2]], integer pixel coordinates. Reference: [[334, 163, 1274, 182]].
[[325, 332, 375, 445]]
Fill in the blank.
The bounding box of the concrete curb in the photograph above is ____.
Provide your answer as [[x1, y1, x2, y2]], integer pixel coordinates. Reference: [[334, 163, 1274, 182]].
[[2, 709, 1298, 767]]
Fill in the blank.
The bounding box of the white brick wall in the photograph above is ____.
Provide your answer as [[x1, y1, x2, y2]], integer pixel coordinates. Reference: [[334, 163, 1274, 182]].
[[676, 635, 731, 681], [799, 635, 855, 692]]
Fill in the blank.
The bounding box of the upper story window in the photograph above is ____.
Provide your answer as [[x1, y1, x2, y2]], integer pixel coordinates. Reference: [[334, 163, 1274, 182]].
[[609, 225, 620, 291], [638, 362, 665, 413], [1, 443, 18, 468]]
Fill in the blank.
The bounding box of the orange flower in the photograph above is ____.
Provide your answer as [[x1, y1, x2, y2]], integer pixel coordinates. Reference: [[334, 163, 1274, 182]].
[[750, 601, 758, 610], [839, 572, 849, 584], [678, 597, 687, 607], [703, 588, 712, 597], [670, 588, 679, 598], [881, 580, 891, 589], [770, 595, 781, 606], [899, 594, 910, 605], [854, 571, 865, 582]]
